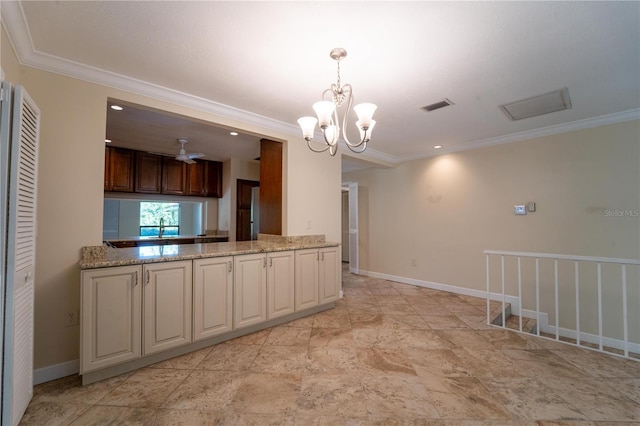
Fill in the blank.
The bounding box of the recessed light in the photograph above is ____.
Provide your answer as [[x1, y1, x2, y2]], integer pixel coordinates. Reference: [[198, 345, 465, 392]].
[[105, 139, 112, 143], [110, 105, 123, 111], [230, 132, 238, 136], [434, 145, 443, 149]]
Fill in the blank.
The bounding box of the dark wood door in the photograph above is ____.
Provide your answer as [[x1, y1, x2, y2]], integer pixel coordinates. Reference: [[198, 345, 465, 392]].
[[236, 179, 259, 241], [162, 157, 187, 195], [259, 139, 282, 235], [135, 152, 162, 193], [107, 147, 135, 192]]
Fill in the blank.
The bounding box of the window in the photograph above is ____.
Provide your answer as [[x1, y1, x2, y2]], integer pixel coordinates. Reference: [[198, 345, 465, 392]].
[[140, 202, 179, 236]]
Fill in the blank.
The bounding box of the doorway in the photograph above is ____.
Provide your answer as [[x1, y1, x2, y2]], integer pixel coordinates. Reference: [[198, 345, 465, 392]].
[[342, 181, 359, 274], [236, 179, 260, 241]]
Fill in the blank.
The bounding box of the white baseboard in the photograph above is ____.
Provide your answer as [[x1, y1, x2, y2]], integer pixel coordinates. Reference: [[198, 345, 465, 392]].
[[358, 269, 639, 356], [358, 268, 520, 310], [34, 359, 79, 385]]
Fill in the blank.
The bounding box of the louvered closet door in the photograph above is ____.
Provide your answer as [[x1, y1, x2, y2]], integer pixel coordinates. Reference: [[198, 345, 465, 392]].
[[3, 85, 40, 426]]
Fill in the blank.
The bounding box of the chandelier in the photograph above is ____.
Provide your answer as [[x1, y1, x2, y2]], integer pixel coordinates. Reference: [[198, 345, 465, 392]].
[[297, 48, 377, 156]]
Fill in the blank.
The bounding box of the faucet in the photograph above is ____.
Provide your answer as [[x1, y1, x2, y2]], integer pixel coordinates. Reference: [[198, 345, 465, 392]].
[[159, 217, 165, 238]]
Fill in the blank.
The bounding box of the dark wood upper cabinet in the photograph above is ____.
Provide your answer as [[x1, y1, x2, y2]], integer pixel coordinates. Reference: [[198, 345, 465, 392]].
[[135, 152, 162, 194], [104, 146, 134, 192], [204, 161, 222, 197], [259, 139, 282, 235], [187, 160, 222, 197], [162, 157, 187, 195], [105, 146, 223, 198]]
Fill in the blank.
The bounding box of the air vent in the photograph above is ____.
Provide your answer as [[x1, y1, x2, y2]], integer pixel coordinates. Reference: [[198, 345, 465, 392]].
[[421, 98, 454, 112], [500, 88, 572, 121]]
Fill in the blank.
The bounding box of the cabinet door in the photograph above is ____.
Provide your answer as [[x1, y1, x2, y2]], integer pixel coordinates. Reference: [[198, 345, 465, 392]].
[[186, 162, 205, 196], [319, 247, 340, 304], [267, 251, 295, 319], [234, 253, 267, 329], [104, 146, 111, 190], [81, 265, 141, 373], [135, 152, 162, 194], [204, 161, 222, 197], [193, 256, 233, 341], [108, 147, 135, 192], [143, 260, 192, 355], [295, 249, 319, 311], [162, 157, 187, 195]]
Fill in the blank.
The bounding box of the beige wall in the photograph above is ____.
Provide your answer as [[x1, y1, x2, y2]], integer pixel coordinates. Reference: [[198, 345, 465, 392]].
[[344, 121, 640, 340], [2, 28, 341, 371]]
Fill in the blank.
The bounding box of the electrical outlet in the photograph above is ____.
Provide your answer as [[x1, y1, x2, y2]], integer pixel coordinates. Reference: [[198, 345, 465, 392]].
[[65, 310, 79, 327]]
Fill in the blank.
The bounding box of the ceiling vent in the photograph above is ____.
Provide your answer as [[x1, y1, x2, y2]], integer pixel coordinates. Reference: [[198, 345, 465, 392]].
[[499, 88, 572, 121], [421, 98, 454, 112]]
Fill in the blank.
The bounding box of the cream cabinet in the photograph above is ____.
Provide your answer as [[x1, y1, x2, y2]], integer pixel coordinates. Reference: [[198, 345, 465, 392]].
[[81, 265, 142, 373], [234, 253, 267, 329], [193, 256, 233, 341], [295, 249, 319, 311], [142, 260, 192, 355], [266, 251, 295, 319], [295, 247, 341, 311], [318, 246, 340, 304]]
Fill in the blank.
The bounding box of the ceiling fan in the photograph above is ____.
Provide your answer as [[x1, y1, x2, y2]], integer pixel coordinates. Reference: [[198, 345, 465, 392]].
[[175, 138, 204, 164]]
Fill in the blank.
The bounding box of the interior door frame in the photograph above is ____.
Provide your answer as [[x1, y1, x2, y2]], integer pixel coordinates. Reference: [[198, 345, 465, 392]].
[[236, 179, 259, 241], [342, 181, 359, 274]]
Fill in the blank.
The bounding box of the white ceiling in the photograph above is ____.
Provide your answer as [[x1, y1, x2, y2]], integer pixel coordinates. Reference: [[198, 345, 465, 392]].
[[2, 1, 639, 170]]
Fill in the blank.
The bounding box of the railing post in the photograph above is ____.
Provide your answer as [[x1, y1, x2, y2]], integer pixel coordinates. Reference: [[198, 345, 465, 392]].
[[597, 262, 603, 351], [486, 254, 490, 326], [575, 261, 580, 346], [622, 264, 628, 358], [554, 259, 559, 341], [517, 256, 522, 332], [535, 257, 540, 337], [501, 255, 506, 329]]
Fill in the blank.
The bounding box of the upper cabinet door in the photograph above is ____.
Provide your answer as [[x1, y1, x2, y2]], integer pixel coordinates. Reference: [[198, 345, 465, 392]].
[[186, 160, 222, 197], [204, 161, 222, 198], [186, 162, 205, 196], [135, 152, 162, 194], [162, 157, 187, 195], [106, 147, 135, 192]]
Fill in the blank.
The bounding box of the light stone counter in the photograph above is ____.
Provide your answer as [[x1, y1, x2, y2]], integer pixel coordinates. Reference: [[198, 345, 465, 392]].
[[80, 234, 337, 269]]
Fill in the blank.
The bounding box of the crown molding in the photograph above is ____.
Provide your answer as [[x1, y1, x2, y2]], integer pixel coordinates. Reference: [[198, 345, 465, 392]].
[[3, 1, 638, 169], [1, 1, 300, 139], [395, 108, 640, 164]]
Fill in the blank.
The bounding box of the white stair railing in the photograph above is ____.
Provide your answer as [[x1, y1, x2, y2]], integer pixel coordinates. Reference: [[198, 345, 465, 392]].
[[485, 250, 640, 361]]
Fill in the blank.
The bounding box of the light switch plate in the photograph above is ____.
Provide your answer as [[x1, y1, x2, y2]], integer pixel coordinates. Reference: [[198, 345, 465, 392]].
[[527, 202, 536, 212], [514, 205, 527, 215]]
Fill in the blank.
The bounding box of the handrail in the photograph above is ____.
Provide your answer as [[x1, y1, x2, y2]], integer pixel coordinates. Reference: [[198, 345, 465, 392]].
[[485, 249, 639, 360], [483, 249, 640, 265]]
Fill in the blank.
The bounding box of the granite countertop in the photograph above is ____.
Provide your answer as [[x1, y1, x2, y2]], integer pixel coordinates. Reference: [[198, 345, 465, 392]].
[[80, 234, 337, 269]]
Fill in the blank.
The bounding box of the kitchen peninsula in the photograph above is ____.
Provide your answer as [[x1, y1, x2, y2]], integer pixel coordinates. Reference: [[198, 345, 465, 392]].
[[79, 234, 340, 384]]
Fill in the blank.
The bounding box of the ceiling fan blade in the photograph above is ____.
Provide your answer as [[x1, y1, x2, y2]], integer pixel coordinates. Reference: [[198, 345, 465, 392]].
[[147, 151, 174, 157], [183, 158, 196, 164], [188, 153, 205, 159]]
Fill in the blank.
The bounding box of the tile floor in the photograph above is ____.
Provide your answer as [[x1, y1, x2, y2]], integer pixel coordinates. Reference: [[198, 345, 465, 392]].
[[22, 266, 639, 425]]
